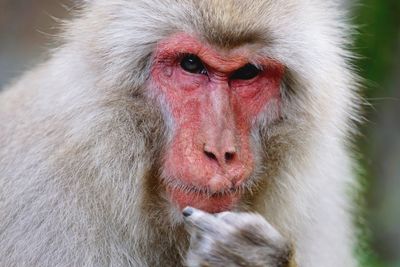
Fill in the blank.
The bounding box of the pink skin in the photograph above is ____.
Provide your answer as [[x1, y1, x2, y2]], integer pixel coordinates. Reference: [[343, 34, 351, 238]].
[[151, 33, 284, 213]]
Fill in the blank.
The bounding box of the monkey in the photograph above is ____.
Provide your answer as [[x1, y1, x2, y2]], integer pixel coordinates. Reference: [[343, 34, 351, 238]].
[[0, 0, 360, 266]]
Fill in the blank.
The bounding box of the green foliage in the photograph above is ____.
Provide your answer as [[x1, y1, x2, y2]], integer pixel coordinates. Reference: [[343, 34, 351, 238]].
[[354, 0, 400, 97], [352, 1, 400, 267]]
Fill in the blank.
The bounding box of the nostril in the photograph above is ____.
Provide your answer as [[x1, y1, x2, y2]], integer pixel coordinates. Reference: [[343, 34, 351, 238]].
[[204, 151, 218, 161], [224, 152, 235, 162]]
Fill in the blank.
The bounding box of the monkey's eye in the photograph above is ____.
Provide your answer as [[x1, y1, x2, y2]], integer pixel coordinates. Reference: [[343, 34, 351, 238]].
[[180, 54, 207, 75], [231, 64, 261, 80]]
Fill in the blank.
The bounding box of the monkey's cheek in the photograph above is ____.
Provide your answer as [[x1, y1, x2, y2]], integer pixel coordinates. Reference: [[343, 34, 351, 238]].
[[166, 187, 241, 214]]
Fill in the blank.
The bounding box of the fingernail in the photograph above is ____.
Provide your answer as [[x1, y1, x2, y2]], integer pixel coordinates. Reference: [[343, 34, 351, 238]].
[[182, 207, 193, 217]]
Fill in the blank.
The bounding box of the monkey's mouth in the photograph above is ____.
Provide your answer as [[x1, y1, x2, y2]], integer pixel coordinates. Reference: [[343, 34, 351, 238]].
[[164, 181, 243, 213]]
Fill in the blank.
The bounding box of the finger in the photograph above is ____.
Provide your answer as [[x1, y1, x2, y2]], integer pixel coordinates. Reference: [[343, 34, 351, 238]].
[[216, 212, 285, 243], [215, 211, 238, 225], [182, 206, 223, 234], [216, 211, 258, 229]]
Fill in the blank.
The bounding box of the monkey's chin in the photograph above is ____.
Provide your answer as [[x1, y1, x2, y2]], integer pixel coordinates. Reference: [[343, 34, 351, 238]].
[[167, 187, 241, 214]]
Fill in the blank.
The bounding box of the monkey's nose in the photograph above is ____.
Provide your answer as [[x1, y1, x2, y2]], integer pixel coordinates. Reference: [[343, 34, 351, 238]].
[[203, 144, 237, 166]]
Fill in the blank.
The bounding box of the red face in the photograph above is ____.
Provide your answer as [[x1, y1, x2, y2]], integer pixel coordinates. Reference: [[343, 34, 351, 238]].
[[151, 33, 284, 213]]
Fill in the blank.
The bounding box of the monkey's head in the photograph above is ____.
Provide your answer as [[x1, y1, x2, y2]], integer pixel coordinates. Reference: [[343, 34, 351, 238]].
[[67, 1, 355, 217], [151, 33, 284, 213]]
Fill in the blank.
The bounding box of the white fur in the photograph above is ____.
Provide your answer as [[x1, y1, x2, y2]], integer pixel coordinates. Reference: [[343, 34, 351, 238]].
[[0, 1, 360, 266]]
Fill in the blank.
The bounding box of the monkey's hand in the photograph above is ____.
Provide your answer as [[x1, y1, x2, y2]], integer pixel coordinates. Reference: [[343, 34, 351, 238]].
[[183, 207, 296, 267]]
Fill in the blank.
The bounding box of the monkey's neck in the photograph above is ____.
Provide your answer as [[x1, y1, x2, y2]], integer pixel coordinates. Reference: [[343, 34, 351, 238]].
[[130, 205, 189, 266], [130, 171, 190, 266]]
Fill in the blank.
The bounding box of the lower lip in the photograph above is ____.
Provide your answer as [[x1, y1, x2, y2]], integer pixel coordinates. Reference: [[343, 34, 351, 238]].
[[167, 187, 241, 214]]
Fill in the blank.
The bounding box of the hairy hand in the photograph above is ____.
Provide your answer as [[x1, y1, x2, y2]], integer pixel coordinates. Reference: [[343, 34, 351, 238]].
[[183, 207, 296, 267]]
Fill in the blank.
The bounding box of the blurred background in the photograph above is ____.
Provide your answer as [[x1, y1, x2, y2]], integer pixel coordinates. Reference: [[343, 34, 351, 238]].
[[0, 1, 399, 266]]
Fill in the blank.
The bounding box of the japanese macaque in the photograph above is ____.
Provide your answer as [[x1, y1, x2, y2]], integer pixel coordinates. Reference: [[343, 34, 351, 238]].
[[0, 1, 360, 266]]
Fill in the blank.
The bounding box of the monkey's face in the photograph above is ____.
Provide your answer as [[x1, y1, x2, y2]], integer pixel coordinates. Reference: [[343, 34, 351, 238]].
[[76, 1, 341, 216], [151, 33, 284, 213]]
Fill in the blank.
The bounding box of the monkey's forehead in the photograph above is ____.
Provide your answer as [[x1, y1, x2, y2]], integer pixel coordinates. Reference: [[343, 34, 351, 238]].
[[86, 0, 330, 50], [191, 0, 273, 49], [169, 1, 333, 50]]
